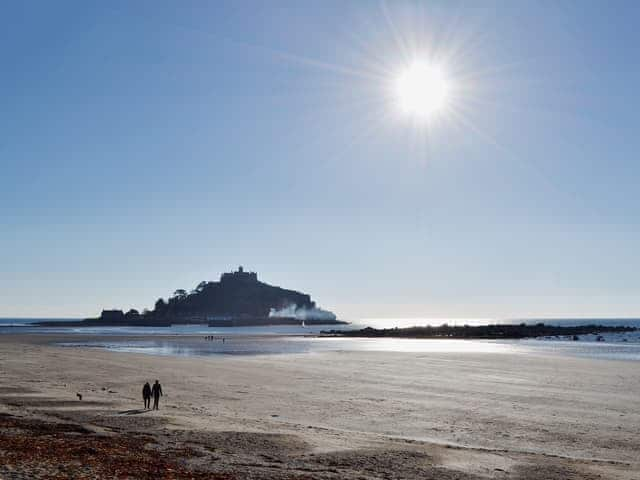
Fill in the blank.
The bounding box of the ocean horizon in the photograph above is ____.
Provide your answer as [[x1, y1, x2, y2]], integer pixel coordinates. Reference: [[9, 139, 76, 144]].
[[3, 316, 640, 328]]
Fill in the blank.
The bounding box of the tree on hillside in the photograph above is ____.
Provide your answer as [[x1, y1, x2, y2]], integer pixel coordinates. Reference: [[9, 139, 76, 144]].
[[154, 298, 168, 316]]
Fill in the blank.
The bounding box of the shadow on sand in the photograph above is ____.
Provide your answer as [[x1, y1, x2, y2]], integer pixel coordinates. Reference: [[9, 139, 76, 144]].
[[118, 409, 150, 415]]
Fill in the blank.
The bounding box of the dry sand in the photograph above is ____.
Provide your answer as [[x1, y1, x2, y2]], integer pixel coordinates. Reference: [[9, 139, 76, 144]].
[[0, 334, 639, 479]]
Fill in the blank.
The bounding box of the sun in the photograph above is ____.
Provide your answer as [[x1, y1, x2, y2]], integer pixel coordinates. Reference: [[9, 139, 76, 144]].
[[395, 61, 451, 119]]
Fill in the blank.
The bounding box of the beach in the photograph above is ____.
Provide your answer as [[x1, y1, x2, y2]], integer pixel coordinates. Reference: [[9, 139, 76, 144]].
[[1, 334, 639, 479]]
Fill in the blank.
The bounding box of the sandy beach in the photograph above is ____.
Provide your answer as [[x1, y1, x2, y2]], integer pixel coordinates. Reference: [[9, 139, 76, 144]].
[[1, 334, 639, 479]]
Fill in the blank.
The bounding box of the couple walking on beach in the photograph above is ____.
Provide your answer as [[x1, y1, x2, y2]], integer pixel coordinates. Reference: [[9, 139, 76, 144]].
[[142, 380, 163, 410]]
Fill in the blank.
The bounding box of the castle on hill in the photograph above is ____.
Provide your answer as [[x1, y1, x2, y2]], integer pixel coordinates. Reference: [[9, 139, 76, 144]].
[[36, 266, 344, 328], [220, 266, 258, 283]]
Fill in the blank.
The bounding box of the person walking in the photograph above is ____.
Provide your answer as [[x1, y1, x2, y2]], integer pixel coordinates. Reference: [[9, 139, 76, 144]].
[[142, 382, 152, 409], [151, 379, 163, 410]]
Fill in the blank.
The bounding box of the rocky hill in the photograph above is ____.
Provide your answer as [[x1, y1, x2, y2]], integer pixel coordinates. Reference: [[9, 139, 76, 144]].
[[163, 266, 319, 319]]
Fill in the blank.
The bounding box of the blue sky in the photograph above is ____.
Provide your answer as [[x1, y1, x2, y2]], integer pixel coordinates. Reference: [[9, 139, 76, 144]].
[[2, 1, 639, 319]]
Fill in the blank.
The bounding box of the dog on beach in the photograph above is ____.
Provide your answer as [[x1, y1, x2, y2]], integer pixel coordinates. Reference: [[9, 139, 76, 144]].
[[76, 393, 82, 401]]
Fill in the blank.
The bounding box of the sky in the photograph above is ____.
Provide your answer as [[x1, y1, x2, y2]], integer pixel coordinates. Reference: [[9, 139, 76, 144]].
[[2, 1, 640, 320]]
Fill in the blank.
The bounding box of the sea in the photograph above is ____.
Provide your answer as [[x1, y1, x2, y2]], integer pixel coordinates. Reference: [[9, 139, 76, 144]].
[[2, 317, 640, 362]]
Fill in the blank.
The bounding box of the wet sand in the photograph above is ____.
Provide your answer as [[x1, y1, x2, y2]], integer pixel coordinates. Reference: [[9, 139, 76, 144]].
[[0, 334, 639, 479]]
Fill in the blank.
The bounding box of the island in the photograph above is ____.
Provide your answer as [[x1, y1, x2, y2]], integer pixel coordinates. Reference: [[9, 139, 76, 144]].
[[322, 323, 637, 339], [36, 267, 346, 328]]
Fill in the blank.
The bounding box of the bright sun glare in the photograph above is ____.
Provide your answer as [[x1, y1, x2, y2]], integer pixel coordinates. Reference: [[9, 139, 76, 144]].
[[395, 62, 450, 119]]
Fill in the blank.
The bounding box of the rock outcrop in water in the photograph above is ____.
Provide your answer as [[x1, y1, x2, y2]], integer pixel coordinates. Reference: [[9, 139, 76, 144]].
[[36, 267, 343, 327]]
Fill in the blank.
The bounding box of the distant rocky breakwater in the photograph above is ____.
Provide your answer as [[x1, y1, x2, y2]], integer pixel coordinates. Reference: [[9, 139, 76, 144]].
[[322, 323, 638, 340]]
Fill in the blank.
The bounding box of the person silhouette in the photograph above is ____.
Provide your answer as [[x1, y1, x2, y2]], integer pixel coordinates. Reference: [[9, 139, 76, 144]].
[[151, 379, 163, 410], [142, 382, 151, 409]]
